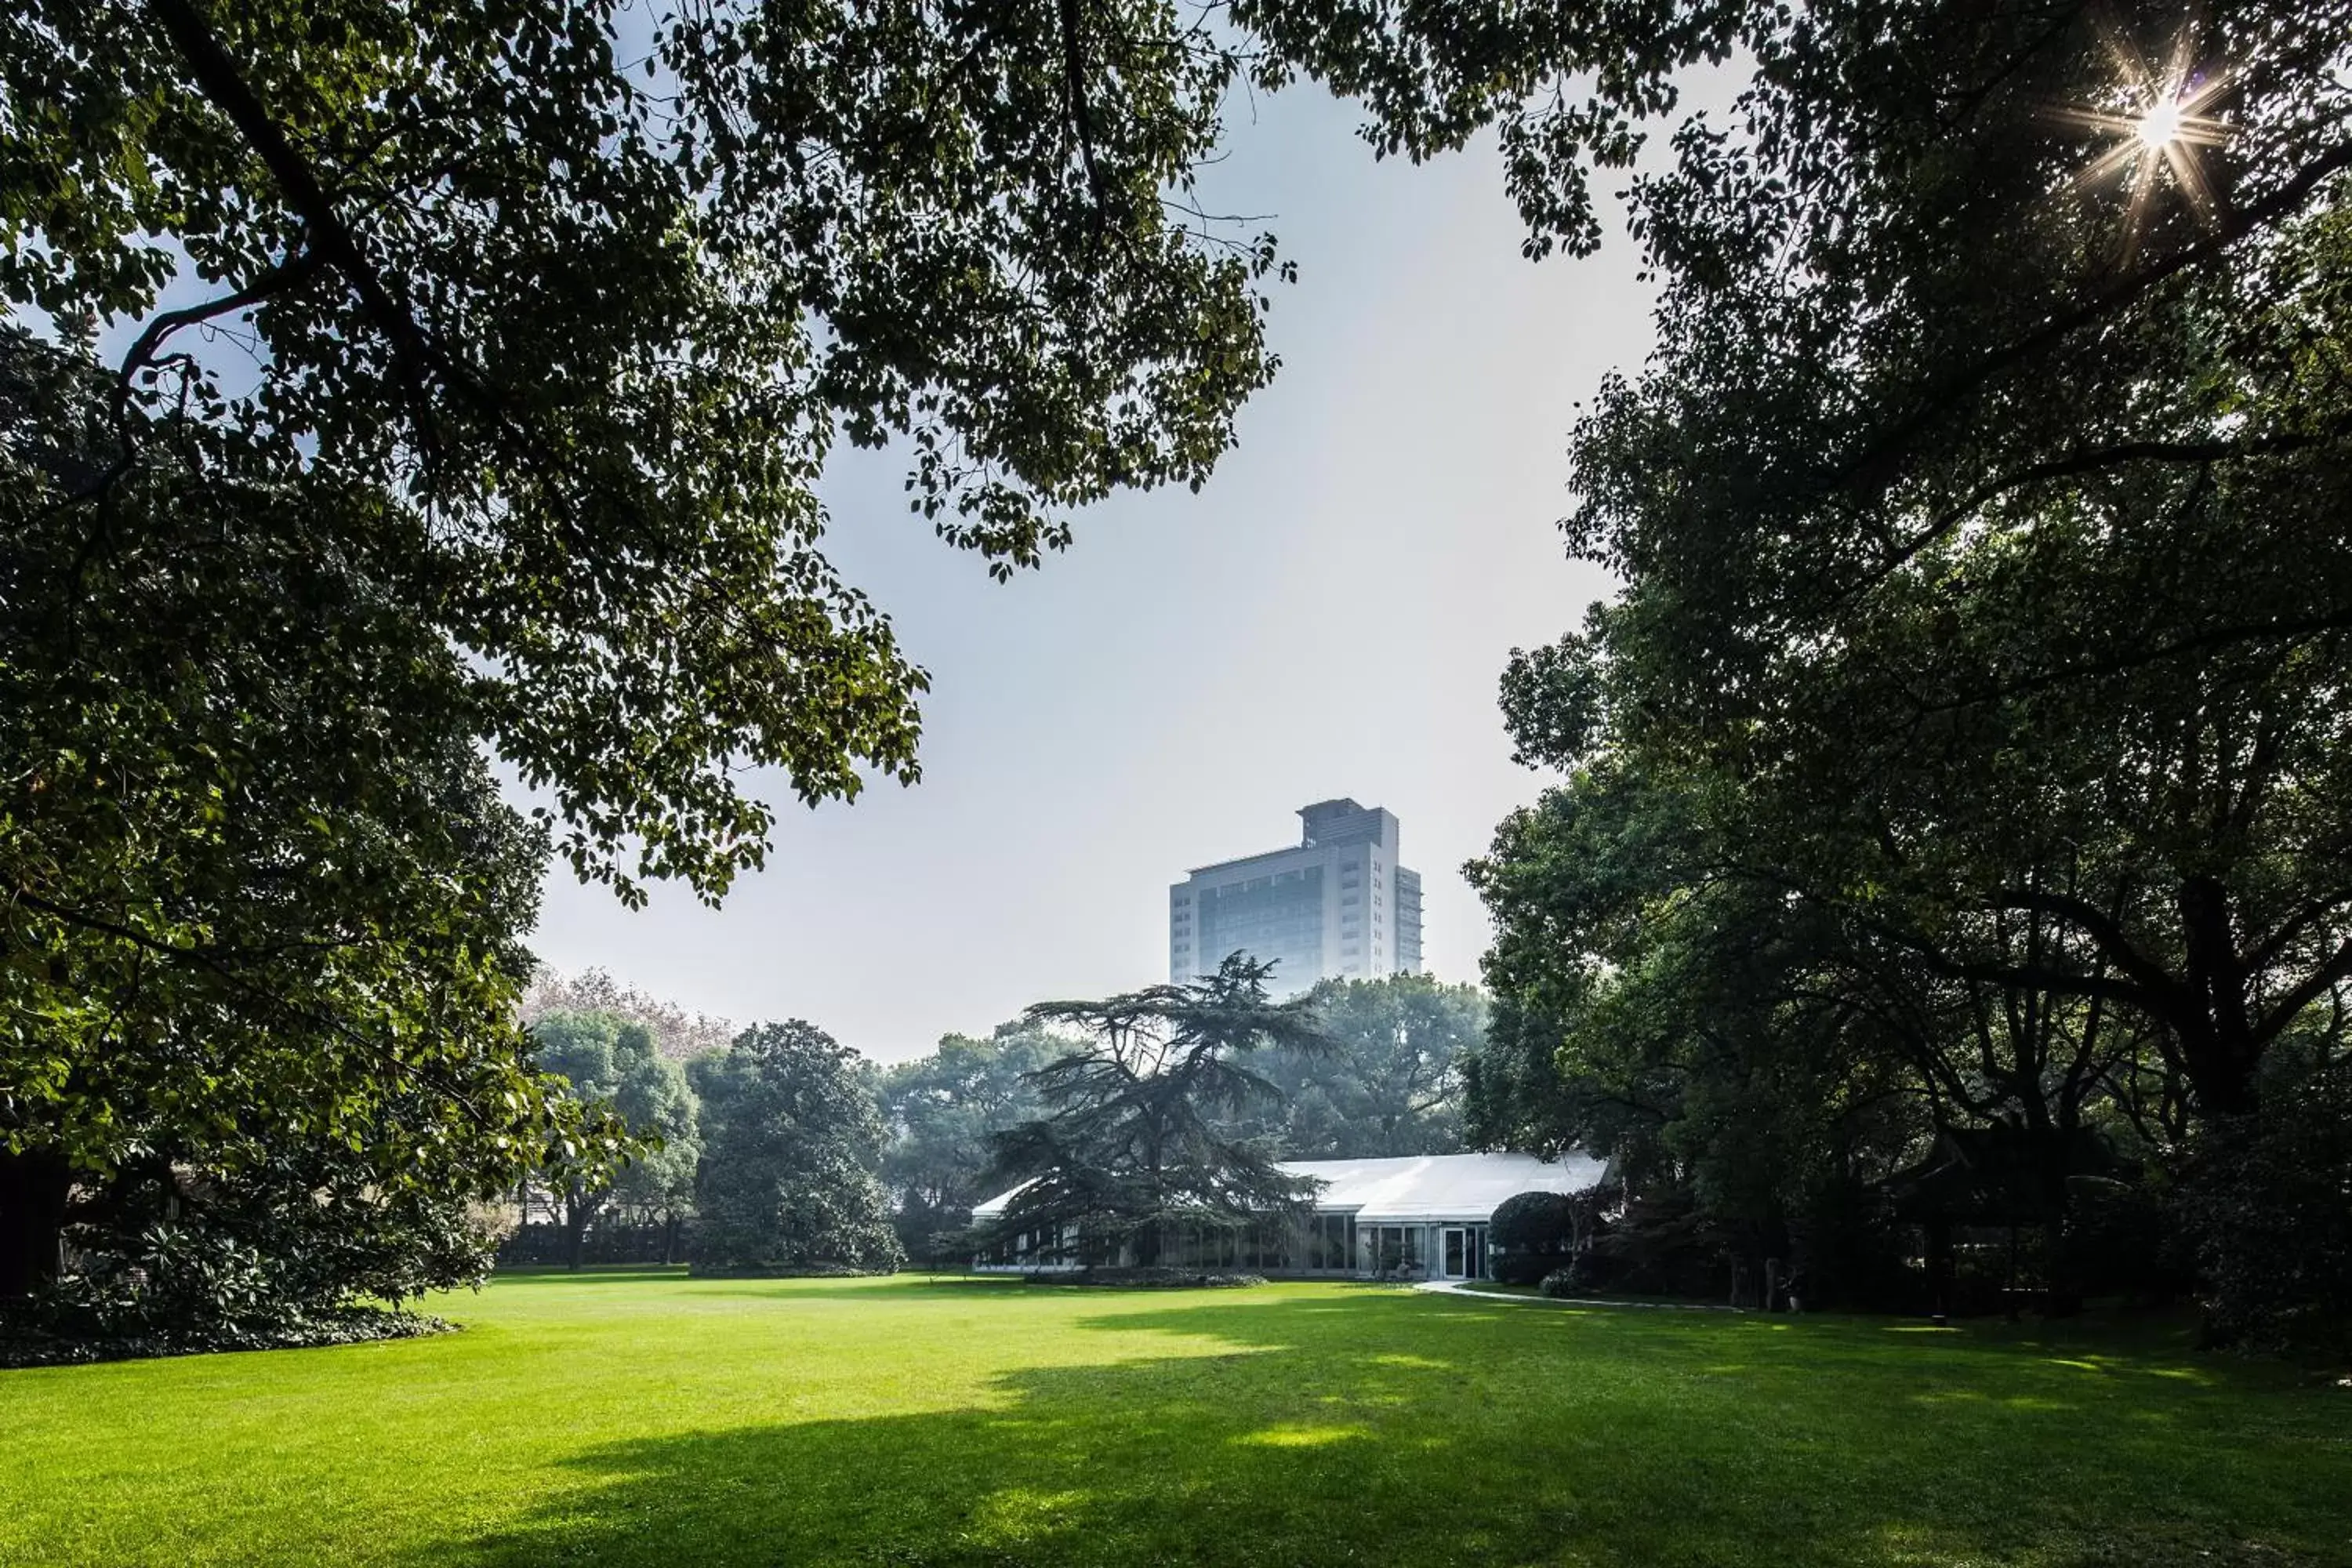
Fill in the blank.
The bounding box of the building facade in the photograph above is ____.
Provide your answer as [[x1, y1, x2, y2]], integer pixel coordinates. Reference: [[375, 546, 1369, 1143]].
[[971, 1152, 1608, 1281], [1167, 799, 1424, 991]]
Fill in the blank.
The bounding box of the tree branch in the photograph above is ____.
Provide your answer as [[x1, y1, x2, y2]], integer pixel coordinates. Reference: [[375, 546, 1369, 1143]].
[[143, 0, 438, 385], [2251, 936, 2352, 1045], [1837, 140, 2352, 499]]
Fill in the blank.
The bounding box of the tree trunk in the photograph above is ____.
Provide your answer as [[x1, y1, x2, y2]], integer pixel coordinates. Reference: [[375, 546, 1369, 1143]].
[[2175, 876, 2262, 1116], [1925, 1217, 1953, 1323], [2036, 1112, 2081, 1316], [0, 1148, 73, 1300], [564, 1185, 588, 1271]]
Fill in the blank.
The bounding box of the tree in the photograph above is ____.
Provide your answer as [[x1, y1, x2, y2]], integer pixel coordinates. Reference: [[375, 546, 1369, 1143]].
[[5, 0, 1290, 1326], [1, 328, 623, 1319], [1229, 975, 1482, 1158], [978, 954, 1335, 1268], [1465, 757, 2197, 1308], [691, 1022, 900, 1276], [879, 1022, 1064, 1261], [523, 971, 735, 1064], [1305, 0, 2352, 1318], [2182, 1054, 2352, 1352], [1235, 0, 2352, 1138], [1530, 15, 2352, 1319], [1495, 8, 2352, 1126], [531, 1013, 701, 1268], [1487, 1191, 1588, 1287]]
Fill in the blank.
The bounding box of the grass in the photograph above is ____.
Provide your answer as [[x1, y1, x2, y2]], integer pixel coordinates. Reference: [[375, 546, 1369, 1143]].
[[2, 1272, 2346, 1568]]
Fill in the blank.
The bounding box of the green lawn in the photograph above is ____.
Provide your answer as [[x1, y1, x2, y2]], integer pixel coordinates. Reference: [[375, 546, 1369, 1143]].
[[2, 1273, 2346, 1567]]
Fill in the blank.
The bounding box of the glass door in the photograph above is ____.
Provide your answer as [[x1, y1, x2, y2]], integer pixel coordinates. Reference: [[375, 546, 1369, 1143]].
[[1443, 1226, 1468, 1279]]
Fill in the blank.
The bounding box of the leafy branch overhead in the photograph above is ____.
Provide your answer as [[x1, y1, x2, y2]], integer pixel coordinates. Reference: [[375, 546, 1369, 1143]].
[[10, 0, 1292, 902]]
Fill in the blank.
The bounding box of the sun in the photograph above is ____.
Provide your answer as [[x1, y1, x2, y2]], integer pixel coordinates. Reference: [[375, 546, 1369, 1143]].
[[2133, 99, 2184, 149], [2048, 31, 2235, 248]]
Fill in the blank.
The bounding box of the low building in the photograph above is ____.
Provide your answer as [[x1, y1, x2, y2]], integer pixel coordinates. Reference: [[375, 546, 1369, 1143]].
[[970, 1150, 1605, 1281]]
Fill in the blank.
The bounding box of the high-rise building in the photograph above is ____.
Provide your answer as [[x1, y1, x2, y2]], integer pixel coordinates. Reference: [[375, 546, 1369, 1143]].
[[1168, 800, 1424, 992]]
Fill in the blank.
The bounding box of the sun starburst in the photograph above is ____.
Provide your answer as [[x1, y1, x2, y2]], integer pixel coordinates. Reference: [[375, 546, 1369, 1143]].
[[2046, 27, 2234, 248]]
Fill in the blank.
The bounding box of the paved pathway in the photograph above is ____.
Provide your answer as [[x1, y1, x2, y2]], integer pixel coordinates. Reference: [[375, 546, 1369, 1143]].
[[1412, 1278, 1742, 1312]]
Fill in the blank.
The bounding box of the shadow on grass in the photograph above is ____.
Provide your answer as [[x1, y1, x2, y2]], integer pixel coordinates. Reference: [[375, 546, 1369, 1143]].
[[488, 1271, 1023, 1302], [426, 1290, 2350, 1568]]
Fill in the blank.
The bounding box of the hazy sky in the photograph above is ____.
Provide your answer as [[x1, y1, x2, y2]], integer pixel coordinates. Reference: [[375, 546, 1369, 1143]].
[[526, 82, 1675, 1062]]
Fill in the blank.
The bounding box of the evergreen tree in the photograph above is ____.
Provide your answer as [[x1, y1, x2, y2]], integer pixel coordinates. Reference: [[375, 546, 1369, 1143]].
[[691, 1022, 900, 1276], [979, 956, 1334, 1268]]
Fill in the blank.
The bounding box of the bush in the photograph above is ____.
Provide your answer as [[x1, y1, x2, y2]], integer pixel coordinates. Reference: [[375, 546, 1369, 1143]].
[[2182, 1060, 2352, 1355], [1788, 1175, 1918, 1313], [0, 1298, 447, 1368], [687, 1259, 880, 1279], [499, 1218, 694, 1269], [1573, 1189, 1728, 1299], [1, 1151, 506, 1363], [1490, 1189, 1581, 1285], [919, 1227, 981, 1269], [1536, 1265, 1586, 1299], [0, 1200, 480, 1367], [2063, 1176, 2195, 1305]]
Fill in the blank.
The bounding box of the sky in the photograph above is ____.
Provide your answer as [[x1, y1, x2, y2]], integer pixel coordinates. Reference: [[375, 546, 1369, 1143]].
[[524, 82, 1676, 1063]]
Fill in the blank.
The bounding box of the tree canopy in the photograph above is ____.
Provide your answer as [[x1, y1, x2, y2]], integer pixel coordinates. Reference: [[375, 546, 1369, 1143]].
[[5, 0, 1287, 1330], [879, 1021, 1065, 1259], [1225, 974, 1482, 1159], [523, 971, 735, 1064], [1424, 0, 2350, 1330], [1496, 3, 2352, 1125], [11, 0, 2348, 1341], [531, 1011, 701, 1269], [7, 0, 1304, 901], [691, 1020, 900, 1276], [1, 332, 622, 1317]]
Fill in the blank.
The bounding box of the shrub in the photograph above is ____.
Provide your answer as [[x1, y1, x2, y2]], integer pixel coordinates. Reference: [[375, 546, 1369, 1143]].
[[1537, 1265, 1585, 1299], [2182, 1059, 2352, 1355], [1, 1198, 480, 1367], [1490, 1189, 1588, 1285], [687, 1260, 877, 1279], [1788, 1175, 1918, 1313], [0, 1151, 504, 1363], [2063, 1176, 2196, 1305], [1575, 1189, 1728, 1299]]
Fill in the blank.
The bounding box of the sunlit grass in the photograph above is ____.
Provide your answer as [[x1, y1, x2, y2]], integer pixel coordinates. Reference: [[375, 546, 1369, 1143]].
[[2, 1272, 2343, 1567]]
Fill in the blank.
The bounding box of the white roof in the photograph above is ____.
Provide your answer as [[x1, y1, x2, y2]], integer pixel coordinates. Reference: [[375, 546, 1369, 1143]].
[[970, 1151, 1603, 1225], [1279, 1152, 1606, 1221]]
